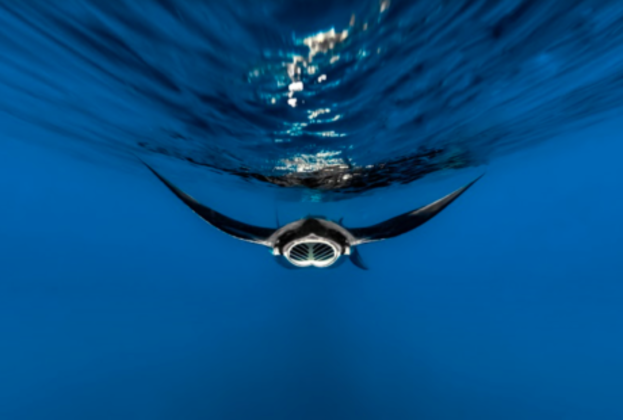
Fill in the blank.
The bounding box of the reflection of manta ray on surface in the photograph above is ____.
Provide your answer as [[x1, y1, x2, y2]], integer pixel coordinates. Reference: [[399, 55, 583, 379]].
[[142, 162, 482, 270]]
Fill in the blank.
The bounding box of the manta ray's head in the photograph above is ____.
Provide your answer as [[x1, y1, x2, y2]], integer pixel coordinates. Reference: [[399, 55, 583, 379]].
[[269, 218, 352, 268], [141, 161, 482, 270]]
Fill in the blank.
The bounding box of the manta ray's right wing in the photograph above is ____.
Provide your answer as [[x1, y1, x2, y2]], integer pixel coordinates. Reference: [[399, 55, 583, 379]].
[[349, 175, 483, 245], [142, 162, 276, 246]]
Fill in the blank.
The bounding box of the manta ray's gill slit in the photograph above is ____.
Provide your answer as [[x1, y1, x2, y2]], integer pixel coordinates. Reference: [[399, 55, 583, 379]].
[[312, 243, 335, 260], [289, 244, 310, 261], [290, 250, 308, 261], [300, 242, 335, 261]]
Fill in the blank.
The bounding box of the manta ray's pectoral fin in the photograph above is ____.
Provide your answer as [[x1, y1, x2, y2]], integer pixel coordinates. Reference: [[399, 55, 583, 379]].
[[350, 175, 483, 245], [349, 247, 368, 270], [142, 161, 276, 245]]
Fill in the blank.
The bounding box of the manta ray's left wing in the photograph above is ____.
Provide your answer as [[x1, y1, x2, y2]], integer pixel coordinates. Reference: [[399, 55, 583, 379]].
[[349, 175, 483, 245], [349, 247, 369, 270], [143, 162, 276, 245]]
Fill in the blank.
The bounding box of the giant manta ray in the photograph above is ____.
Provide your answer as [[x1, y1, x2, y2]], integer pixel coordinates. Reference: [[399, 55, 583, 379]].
[[142, 162, 482, 270]]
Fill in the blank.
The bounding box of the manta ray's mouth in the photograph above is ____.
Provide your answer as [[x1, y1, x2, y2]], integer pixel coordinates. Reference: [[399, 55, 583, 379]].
[[283, 236, 340, 268]]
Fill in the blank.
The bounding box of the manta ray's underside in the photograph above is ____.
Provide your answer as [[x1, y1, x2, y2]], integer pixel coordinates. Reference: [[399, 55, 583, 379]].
[[142, 162, 482, 269]]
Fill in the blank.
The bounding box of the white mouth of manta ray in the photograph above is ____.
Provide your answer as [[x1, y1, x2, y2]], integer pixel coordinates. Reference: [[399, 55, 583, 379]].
[[283, 235, 341, 268]]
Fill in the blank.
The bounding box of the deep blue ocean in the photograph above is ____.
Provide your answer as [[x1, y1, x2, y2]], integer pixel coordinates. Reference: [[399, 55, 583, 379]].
[[1, 1, 623, 419]]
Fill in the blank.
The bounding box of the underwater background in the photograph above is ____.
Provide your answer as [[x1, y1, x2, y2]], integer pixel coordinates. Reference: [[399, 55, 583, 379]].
[[1, 0, 623, 418]]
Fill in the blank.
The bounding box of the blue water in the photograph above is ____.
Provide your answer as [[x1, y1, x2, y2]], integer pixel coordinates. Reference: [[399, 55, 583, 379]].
[[1, 1, 623, 419]]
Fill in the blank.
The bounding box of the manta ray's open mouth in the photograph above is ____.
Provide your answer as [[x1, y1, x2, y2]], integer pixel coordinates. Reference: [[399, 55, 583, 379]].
[[283, 236, 340, 268]]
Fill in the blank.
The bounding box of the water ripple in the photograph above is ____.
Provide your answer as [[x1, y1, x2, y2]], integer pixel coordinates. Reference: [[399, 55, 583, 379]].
[[1, 0, 623, 195]]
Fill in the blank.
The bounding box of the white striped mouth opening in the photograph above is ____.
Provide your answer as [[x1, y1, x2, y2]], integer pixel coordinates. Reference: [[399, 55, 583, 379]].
[[283, 236, 340, 268]]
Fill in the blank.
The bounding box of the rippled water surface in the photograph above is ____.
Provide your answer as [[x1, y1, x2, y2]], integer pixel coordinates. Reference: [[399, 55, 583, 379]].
[[2, 0, 623, 195]]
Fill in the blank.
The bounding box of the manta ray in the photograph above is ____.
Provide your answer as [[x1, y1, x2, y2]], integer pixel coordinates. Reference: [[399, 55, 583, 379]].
[[142, 162, 482, 270]]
